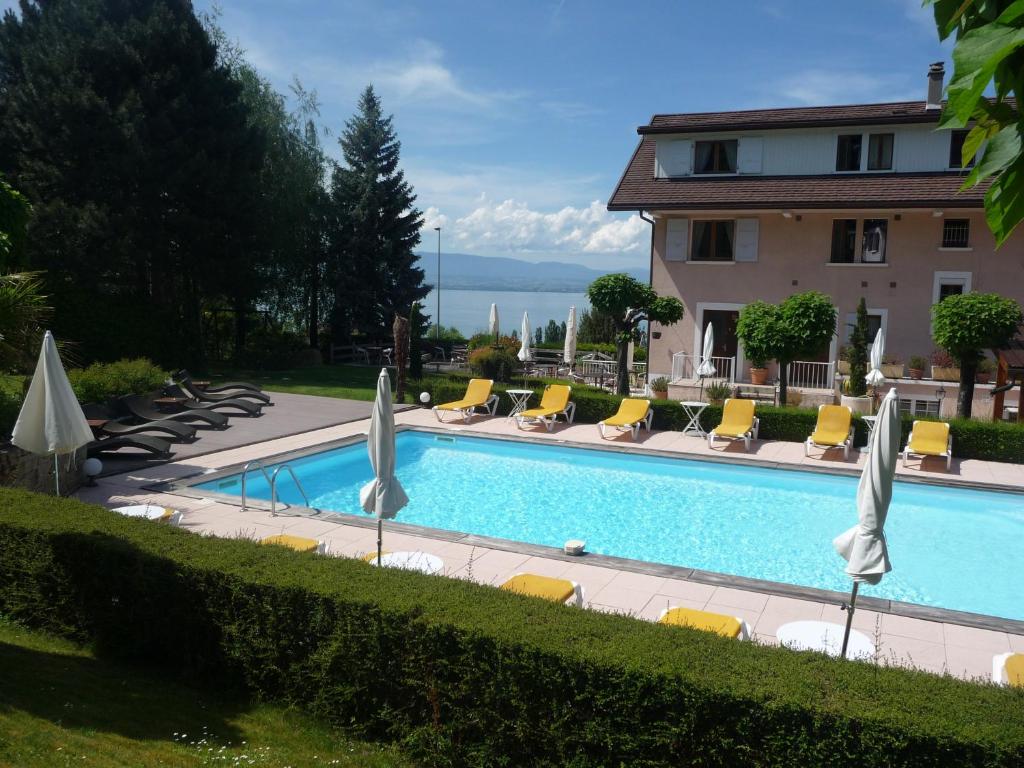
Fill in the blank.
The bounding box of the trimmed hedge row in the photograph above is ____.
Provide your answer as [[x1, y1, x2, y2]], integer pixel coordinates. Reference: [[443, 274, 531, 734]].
[[413, 377, 1024, 462], [1, 488, 1023, 766]]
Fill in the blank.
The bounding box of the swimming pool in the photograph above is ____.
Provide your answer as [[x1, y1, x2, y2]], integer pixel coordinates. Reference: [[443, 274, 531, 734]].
[[195, 430, 1024, 621]]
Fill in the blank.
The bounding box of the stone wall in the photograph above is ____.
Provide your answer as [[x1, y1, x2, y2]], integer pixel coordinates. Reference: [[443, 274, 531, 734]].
[[0, 443, 86, 495]]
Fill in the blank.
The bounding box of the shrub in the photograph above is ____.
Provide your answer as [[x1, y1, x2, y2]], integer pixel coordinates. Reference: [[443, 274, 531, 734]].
[[846, 298, 870, 397], [909, 355, 928, 371], [67, 358, 167, 404], [237, 327, 312, 370], [0, 385, 21, 439], [703, 381, 732, 404], [1, 489, 1023, 767], [467, 347, 519, 382], [649, 376, 669, 392], [932, 349, 957, 368]]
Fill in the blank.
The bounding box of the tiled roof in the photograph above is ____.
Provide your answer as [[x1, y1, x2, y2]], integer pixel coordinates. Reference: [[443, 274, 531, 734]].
[[607, 137, 988, 211]]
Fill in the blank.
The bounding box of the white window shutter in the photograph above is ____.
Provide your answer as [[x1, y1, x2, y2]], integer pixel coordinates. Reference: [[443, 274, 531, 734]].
[[734, 218, 759, 262], [665, 218, 688, 262], [656, 139, 691, 177], [737, 137, 763, 174]]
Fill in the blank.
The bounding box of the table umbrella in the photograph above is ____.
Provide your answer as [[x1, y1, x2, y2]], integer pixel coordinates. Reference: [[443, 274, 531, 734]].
[[833, 386, 899, 657], [866, 327, 886, 387], [12, 331, 93, 495], [563, 305, 577, 373], [697, 322, 716, 399], [359, 368, 408, 565], [489, 303, 499, 342], [517, 311, 533, 386]]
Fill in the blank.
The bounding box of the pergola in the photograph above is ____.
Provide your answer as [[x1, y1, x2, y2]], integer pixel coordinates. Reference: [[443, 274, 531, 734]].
[[992, 336, 1024, 423]]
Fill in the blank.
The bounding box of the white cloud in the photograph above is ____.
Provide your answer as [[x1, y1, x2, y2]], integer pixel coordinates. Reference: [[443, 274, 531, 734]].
[[772, 69, 920, 105], [421, 206, 449, 231]]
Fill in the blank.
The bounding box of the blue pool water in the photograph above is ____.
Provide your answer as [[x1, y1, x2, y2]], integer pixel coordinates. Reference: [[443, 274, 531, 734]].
[[197, 431, 1024, 620]]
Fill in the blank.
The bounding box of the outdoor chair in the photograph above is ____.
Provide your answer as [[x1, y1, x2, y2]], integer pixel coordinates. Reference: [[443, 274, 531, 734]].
[[176, 374, 271, 405], [804, 404, 854, 459], [119, 394, 229, 428], [82, 402, 197, 442], [500, 573, 584, 606], [597, 398, 652, 440], [432, 378, 499, 423], [515, 384, 575, 432], [164, 385, 264, 416], [708, 398, 759, 451], [86, 433, 172, 459], [176, 369, 263, 393], [993, 652, 1024, 687], [657, 606, 751, 640], [902, 420, 952, 470]]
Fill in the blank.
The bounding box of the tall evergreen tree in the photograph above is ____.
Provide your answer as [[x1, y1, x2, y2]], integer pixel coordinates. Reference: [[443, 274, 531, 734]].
[[328, 86, 428, 340]]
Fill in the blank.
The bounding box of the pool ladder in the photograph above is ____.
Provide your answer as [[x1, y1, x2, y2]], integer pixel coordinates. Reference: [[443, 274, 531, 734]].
[[240, 460, 311, 516]]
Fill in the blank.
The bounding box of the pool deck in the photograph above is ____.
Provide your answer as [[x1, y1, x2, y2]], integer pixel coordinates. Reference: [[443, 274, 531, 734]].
[[75, 396, 1024, 683]]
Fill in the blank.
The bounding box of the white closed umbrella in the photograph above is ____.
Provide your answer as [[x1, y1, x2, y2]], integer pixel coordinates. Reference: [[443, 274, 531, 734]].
[[12, 331, 93, 495], [697, 323, 716, 377], [517, 311, 533, 363], [488, 303, 499, 342], [865, 327, 885, 387], [563, 305, 577, 372], [833, 386, 900, 657], [359, 368, 409, 565]]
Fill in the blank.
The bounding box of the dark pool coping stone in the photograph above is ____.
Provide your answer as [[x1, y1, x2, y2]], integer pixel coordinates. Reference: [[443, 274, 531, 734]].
[[152, 424, 1024, 637]]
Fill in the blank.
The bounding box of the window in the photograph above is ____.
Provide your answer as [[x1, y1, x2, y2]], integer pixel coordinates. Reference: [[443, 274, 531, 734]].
[[932, 271, 972, 304], [942, 218, 970, 248], [693, 140, 737, 174], [844, 311, 884, 343], [830, 220, 857, 263], [836, 134, 862, 171], [861, 219, 888, 262], [949, 129, 975, 169], [691, 221, 735, 261], [899, 398, 940, 418], [938, 283, 964, 302], [867, 133, 894, 170]]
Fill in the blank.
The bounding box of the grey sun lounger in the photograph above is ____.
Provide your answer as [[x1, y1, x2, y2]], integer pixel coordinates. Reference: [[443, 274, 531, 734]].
[[86, 433, 172, 458], [176, 376, 271, 405], [119, 394, 229, 428], [176, 369, 263, 393], [82, 402, 198, 442], [164, 385, 264, 416]]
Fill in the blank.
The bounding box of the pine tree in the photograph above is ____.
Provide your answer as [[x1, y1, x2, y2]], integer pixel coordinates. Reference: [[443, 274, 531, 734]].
[[328, 86, 428, 340]]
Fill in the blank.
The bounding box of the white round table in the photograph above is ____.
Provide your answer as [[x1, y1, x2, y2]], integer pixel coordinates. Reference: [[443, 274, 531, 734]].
[[505, 389, 534, 420], [860, 415, 878, 454], [776, 620, 875, 660], [369, 550, 444, 575], [679, 401, 709, 436], [111, 504, 181, 525]]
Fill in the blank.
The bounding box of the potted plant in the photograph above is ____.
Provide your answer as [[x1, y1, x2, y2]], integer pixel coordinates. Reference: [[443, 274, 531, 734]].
[[881, 357, 904, 379], [840, 298, 873, 414], [976, 357, 995, 384], [908, 355, 927, 380], [735, 301, 775, 386], [650, 376, 669, 400], [748, 358, 769, 385], [931, 349, 960, 382], [704, 381, 732, 405], [836, 345, 850, 375]]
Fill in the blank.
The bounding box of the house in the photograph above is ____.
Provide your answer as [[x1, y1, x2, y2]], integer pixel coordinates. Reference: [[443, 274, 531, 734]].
[[608, 64, 1023, 419]]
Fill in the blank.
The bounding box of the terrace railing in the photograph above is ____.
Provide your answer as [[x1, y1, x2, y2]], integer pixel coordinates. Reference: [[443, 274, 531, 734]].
[[787, 360, 836, 390], [671, 353, 735, 384]]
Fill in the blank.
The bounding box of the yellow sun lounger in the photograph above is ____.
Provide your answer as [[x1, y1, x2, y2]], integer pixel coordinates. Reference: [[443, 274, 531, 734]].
[[657, 606, 751, 640], [515, 384, 575, 432], [993, 652, 1024, 687], [432, 378, 499, 423], [261, 534, 328, 554], [598, 398, 652, 440], [500, 573, 584, 606], [805, 404, 854, 459], [902, 420, 952, 470], [708, 398, 759, 451]]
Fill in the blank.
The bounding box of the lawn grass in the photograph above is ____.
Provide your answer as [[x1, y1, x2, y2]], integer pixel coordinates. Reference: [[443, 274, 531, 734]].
[[208, 365, 454, 402], [0, 618, 411, 768]]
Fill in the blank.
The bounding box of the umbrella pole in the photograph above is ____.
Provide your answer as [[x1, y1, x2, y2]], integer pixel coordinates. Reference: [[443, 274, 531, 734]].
[[376, 518, 383, 566], [54, 454, 60, 497], [840, 582, 860, 658]]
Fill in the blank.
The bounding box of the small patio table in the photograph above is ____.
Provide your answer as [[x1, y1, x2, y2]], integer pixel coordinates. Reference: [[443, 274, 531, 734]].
[[679, 401, 709, 436], [861, 415, 878, 454], [505, 389, 534, 420], [370, 550, 444, 575], [111, 503, 182, 525], [776, 620, 874, 661]]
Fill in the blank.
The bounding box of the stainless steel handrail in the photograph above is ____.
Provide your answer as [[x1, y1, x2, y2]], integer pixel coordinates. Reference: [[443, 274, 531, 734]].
[[240, 460, 272, 512], [269, 463, 311, 517]]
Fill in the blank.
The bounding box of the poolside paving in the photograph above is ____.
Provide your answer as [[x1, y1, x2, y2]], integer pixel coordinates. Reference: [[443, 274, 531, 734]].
[[75, 395, 1024, 684]]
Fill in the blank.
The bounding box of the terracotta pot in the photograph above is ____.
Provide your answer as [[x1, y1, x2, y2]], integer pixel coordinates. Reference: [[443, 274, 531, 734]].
[[976, 372, 991, 384], [749, 367, 768, 385], [653, 390, 668, 400], [908, 368, 924, 380]]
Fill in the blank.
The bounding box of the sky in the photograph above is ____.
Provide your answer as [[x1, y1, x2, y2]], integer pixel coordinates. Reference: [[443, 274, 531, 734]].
[[3, 0, 954, 270]]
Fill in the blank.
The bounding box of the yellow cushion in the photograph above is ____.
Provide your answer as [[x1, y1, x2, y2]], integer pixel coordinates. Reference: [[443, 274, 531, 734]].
[[659, 607, 743, 639], [1006, 653, 1024, 687], [500, 574, 575, 603], [261, 534, 319, 553], [909, 421, 950, 456], [159, 507, 178, 522], [602, 398, 650, 427], [713, 399, 755, 437], [362, 550, 391, 562], [437, 378, 493, 410], [810, 405, 852, 446], [538, 384, 571, 412]]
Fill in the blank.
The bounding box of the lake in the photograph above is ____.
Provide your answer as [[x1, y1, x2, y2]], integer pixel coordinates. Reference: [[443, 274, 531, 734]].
[[422, 288, 589, 337]]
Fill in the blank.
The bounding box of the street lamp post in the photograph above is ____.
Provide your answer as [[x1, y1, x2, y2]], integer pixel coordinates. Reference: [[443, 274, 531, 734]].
[[434, 226, 441, 344]]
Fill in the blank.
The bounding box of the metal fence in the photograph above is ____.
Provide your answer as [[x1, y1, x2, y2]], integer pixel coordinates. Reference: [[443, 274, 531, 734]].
[[670, 353, 736, 383], [786, 360, 836, 390]]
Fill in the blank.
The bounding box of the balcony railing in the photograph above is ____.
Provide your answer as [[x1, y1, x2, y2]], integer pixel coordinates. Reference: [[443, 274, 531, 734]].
[[671, 353, 736, 384], [786, 360, 836, 390]]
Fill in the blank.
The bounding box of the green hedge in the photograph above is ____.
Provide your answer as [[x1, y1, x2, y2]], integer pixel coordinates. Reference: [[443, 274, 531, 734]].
[[67, 358, 168, 404], [1, 488, 1022, 766]]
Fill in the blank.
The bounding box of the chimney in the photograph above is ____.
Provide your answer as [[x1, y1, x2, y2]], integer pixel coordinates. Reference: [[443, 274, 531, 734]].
[[926, 62, 944, 110]]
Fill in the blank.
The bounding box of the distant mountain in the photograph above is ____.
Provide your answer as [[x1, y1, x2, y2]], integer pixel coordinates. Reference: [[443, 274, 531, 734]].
[[415, 252, 648, 293]]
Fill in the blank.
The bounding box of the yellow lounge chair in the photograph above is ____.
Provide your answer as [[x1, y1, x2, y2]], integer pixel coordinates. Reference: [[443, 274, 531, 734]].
[[902, 420, 952, 470], [500, 573, 584, 606], [657, 606, 751, 640], [362, 550, 391, 563], [432, 378, 499, 423], [598, 398, 652, 440], [708, 398, 759, 451], [261, 534, 328, 554], [993, 652, 1024, 687], [515, 384, 575, 432], [805, 404, 854, 459]]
